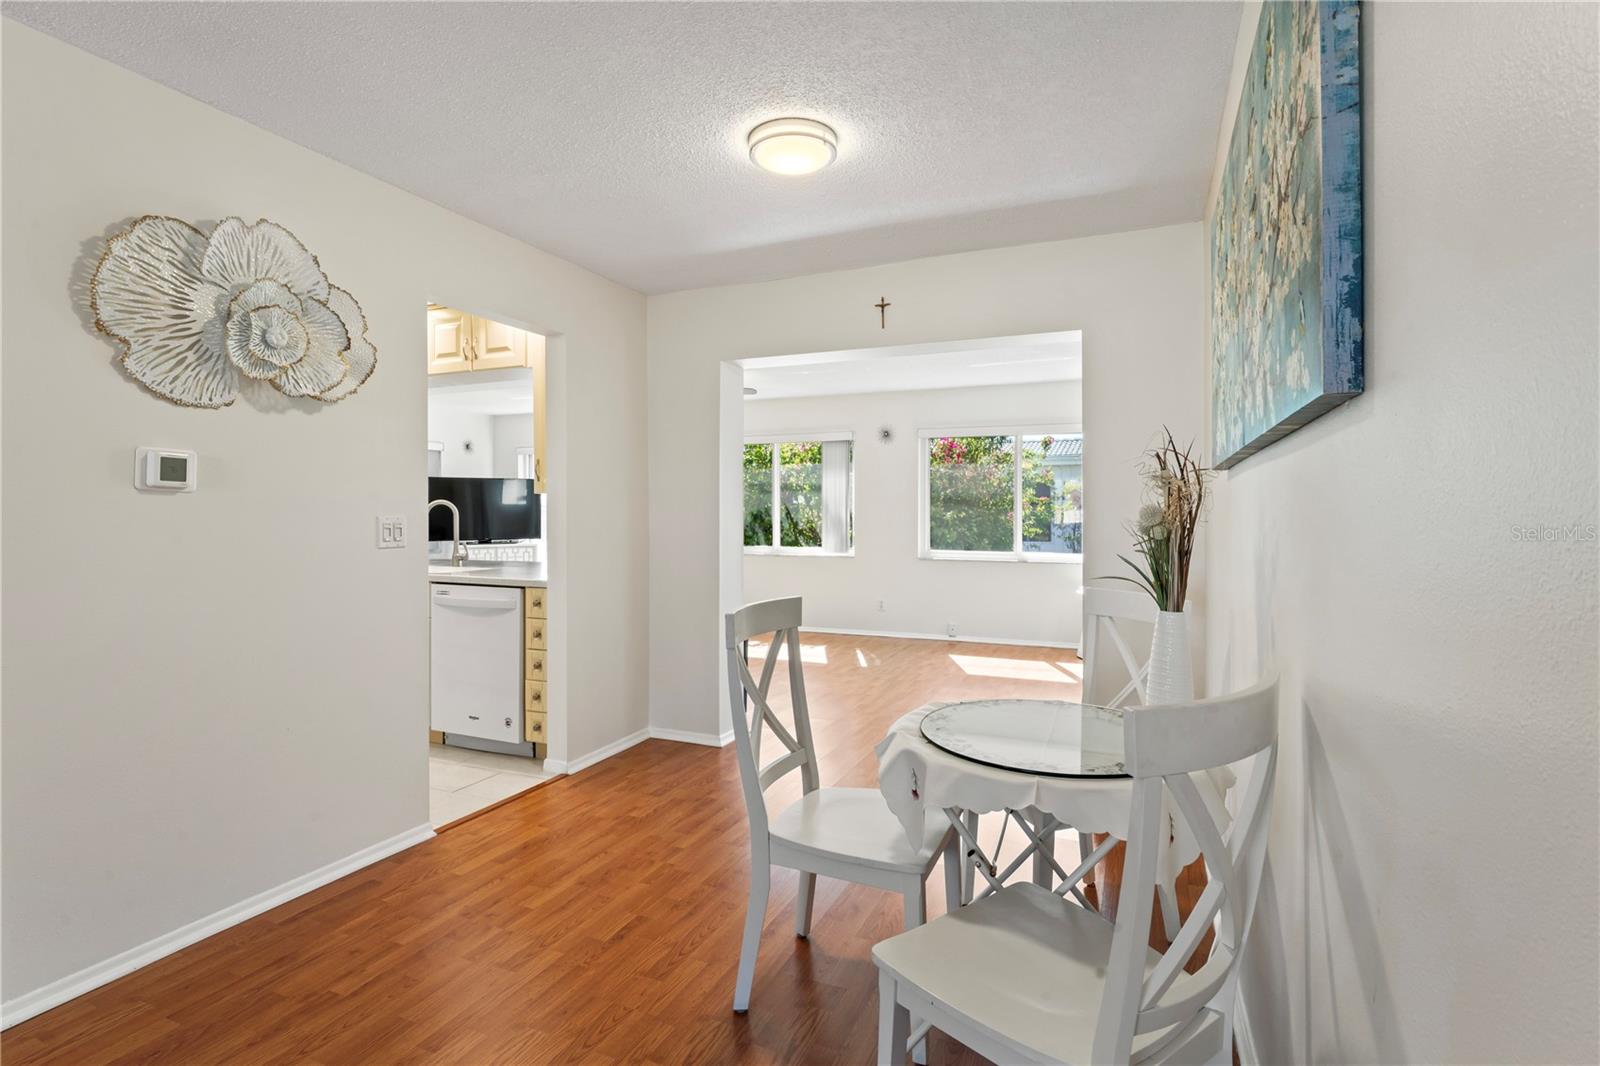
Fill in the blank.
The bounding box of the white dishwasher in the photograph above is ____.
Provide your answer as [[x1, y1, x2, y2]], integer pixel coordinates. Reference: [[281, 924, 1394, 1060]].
[[430, 583, 523, 745]]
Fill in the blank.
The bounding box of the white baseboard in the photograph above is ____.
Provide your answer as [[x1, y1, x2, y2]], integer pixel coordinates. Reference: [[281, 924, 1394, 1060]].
[[800, 625, 1079, 652], [0, 822, 435, 1030], [649, 726, 735, 748], [563, 726, 732, 773], [565, 727, 650, 774]]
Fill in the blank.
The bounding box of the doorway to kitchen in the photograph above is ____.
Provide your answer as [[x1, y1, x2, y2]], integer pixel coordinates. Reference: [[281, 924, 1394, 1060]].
[[424, 303, 558, 828]]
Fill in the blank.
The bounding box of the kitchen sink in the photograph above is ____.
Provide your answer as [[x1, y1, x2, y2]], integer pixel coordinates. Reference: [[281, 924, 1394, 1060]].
[[428, 565, 493, 576]]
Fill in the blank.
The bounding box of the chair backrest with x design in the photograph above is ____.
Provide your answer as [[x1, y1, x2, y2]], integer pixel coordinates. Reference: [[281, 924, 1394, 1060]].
[[723, 597, 821, 845], [1081, 586, 1161, 709], [1091, 675, 1279, 1064]]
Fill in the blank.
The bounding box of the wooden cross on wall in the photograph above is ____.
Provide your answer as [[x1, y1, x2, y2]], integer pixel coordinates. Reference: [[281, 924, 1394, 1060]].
[[875, 296, 891, 329]]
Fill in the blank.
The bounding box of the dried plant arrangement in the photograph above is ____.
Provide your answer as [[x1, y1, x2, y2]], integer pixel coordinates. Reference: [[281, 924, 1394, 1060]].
[[1104, 428, 1212, 612]]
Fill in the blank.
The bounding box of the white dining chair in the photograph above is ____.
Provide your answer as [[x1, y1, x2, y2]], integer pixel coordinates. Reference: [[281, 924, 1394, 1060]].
[[725, 596, 961, 1040], [1081, 586, 1223, 942], [873, 676, 1278, 1065], [1081, 586, 1160, 710]]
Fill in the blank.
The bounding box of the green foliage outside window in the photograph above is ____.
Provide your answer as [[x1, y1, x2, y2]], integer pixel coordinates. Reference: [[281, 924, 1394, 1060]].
[[928, 435, 1015, 551], [745, 441, 831, 549], [743, 443, 772, 546], [778, 441, 824, 548], [929, 435, 1082, 553]]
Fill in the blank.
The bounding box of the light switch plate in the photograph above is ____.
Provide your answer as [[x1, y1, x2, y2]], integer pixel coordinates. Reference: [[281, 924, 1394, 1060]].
[[376, 515, 407, 549]]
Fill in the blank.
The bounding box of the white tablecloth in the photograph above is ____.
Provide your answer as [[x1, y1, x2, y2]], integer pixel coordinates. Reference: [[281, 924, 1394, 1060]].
[[874, 703, 1210, 873]]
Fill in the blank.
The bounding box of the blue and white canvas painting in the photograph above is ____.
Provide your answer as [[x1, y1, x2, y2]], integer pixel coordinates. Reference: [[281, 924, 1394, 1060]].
[[1210, 1, 1363, 469]]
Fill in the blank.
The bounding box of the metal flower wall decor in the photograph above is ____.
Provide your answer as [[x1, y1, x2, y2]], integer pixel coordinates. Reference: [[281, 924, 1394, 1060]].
[[90, 216, 377, 407]]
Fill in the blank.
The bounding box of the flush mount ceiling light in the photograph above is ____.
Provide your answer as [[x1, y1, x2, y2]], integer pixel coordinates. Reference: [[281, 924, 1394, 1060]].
[[748, 117, 837, 176]]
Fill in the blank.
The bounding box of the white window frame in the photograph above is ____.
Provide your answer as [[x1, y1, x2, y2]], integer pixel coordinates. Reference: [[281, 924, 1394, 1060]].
[[917, 423, 1083, 564], [743, 431, 855, 557], [515, 447, 535, 480]]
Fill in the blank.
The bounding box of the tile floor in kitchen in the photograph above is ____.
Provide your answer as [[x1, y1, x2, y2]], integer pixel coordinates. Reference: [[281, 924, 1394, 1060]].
[[428, 742, 556, 828]]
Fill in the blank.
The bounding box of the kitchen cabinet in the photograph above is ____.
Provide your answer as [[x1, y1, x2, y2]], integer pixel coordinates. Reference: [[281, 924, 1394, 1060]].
[[427, 304, 548, 493], [427, 304, 546, 377], [473, 316, 529, 370], [530, 341, 548, 494], [524, 587, 549, 751], [426, 306, 472, 375]]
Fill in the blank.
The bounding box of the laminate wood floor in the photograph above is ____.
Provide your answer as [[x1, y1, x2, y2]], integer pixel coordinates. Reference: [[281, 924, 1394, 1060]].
[[2, 634, 1134, 1065]]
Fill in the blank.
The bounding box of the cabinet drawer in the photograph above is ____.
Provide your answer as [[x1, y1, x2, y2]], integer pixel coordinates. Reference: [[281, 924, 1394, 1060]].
[[524, 647, 547, 682], [525, 616, 548, 650], [524, 587, 547, 618], [524, 680, 547, 712], [524, 710, 548, 744]]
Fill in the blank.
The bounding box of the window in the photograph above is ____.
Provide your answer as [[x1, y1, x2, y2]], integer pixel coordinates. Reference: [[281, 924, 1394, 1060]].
[[920, 428, 1081, 560], [515, 447, 535, 480], [744, 436, 854, 554]]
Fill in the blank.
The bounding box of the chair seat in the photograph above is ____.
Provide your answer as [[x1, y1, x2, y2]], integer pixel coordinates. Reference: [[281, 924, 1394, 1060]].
[[873, 883, 1170, 1064], [769, 787, 948, 875]]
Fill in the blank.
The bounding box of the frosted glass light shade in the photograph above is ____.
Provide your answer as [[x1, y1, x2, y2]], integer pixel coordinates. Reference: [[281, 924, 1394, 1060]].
[[748, 118, 838, 175]]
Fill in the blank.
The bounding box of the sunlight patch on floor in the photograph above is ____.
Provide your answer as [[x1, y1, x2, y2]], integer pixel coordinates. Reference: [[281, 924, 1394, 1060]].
[[747, 641, 829, 664], [1054, 660, 1084, 679], [948, 653, 1078, 683], [855, 649, 870, 668]]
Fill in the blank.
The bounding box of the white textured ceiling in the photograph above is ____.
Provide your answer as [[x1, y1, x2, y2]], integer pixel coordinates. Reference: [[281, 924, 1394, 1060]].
[[742, 331, 1080, 400], [5, 1, 1241, 294]]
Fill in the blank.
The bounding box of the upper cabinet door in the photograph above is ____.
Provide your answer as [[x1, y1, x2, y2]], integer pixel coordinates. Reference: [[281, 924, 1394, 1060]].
[[427, 307, 471, 375], [472, 316, 528, 370], [529, 333, 548, 493]]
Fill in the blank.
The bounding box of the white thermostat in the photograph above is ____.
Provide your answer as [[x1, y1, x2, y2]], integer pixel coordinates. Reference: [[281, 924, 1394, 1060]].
[[134, 447, 197, 492]]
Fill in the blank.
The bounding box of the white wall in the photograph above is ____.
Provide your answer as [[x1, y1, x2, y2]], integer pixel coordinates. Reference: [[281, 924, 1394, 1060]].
[[490, 414, 533, 479], [427, 408, 494, 477], [1202, 4, 1599, 1063], [743, 380, 1083, 645], [0, 22, 648, 1019], [647, 224, 1204, 739]]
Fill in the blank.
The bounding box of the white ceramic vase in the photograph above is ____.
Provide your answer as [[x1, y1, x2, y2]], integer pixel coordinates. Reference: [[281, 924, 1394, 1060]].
[[1146, 609, 1195, 705]]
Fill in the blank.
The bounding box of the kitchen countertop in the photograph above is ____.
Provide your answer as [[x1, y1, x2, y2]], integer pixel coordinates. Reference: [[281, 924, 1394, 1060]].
[[426, 561, 547, 589]]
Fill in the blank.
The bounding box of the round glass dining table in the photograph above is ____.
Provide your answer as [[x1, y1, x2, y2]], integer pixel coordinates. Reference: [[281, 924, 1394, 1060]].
[[918, 698, 1129, 778], [877, 699, 1212, 916]]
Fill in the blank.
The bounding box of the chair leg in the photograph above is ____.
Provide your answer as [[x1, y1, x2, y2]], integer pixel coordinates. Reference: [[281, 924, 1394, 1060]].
[[1207, 969, 1239, 1066], [733, 860, 770, 1013], [902, 883, 929, 1065], [902, 882, 926, 928], [1156, 828, 1181, 940], [942, 835, 963, 913], [1209, 1008, 1235, 1066], [878, 969, 910, 1066], [902, 877, 934, 1062], [1157, 880, 1181, 941], [795, 871, 816, 938], [1079, 830, 1097, 909], [961, 809, 979, 900]]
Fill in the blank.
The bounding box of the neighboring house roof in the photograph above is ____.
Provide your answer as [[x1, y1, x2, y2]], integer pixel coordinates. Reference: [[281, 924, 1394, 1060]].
[[1043, 436, 1082, 460]]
